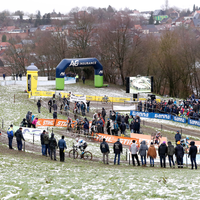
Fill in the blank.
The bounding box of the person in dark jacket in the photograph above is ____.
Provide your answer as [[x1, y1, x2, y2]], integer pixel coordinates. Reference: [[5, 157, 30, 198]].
[[130, 120, 134, 133], [120, 122, 126, 136], [37, 100, 41, 113], [175, 141, 184, 168], [43, 131, 50, 156], [175, 130, 181, 143], [7, 125, 14, 149], [48, 99, 52, 113], [125, 114, 129, 129], [40, 130, 46, 155], [49, 133, 57, 161], [106, 118, 111, 135], [58, 135, 67, 162], [189, 141, 197, 169], [113, 139, 123, 165], [15, 127, 25, 151], [116, 113, 122, 127], [100, 138, 110, 164], [139, 140, 148, 166], [101, 107, 106, 121], [134, 117, 140, 133], [158, 141, 168, 168], [167, 141, 175, 168]]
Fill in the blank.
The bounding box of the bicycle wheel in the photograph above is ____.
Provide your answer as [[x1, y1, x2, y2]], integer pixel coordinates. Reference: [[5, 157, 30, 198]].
[[83, 151, 92, 160], [69, 149, 78, 159]]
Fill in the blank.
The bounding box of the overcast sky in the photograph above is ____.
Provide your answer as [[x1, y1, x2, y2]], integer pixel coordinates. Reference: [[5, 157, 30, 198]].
[[1, 0, 199, 15]]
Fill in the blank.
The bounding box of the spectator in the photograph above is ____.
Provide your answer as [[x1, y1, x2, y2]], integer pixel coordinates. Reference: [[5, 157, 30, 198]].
[[16, 73, 18, 80], [86, 101, 90, 113], [167, 141, 175, 168], [58, 135, 67, 162], [40, 130, 46, 156], [48, 99, 52, 113], [3, 73, 5, 80], [15, 127, 25, 151], [100, 138, 110, 164], [139, 140, 148, 167], [43, 131, 50, 156], [19, 73, 22, 80], [158, 141, 168, 168], [37, 100, 41, 113], [83, 121, 89, 135], [7, 124, 14, 149], [52, 101, 57, 112], [147, 142, 157, 167], [101, 107, 106, 121], [130, 121, 134, 133], [26, 111, 32, 128], [113, 121, 119, 136], [175, 130, 181, 143], [106, 118, 111, 135], [120, 122, 126, 137], [20, 118, 27, 127], [189, 141, 197, 170], [49, 133, 57, 161], [175, 141, 184, 168], [130, 140, 140, 166], [134, 117, 140, 133], [53, 111, 57, 119], [125, 114, 129, 129], [32, 117, 38, 128], [113, 138, 123, 165], [82, 76, 85, 84]]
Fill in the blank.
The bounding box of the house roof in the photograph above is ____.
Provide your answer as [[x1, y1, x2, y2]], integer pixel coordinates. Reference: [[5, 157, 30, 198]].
[[193, 19, 200, 27], [0, 42, 11, 48]]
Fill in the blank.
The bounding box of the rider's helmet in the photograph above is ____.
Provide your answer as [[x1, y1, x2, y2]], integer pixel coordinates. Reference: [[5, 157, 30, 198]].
[[186, 137, 189, 140], [76, 138, 79, 142]]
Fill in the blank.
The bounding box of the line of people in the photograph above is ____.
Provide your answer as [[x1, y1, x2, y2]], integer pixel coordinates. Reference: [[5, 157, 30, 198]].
[[100, 137, 198, 169], [40, 130, 67, 162]]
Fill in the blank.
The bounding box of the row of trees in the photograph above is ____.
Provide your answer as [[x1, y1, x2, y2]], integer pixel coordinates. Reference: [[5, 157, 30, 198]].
[[2, 13, 200, 98]]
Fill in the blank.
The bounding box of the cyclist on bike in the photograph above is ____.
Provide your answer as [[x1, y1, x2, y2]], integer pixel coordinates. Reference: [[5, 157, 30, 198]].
[[75, 138, 88, 152], [104, 95, 108, 101], [155, 132, 162, 145]]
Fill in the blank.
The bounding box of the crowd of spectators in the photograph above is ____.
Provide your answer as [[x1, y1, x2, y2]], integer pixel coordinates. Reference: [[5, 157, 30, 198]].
[[137, 94, 200, 120]]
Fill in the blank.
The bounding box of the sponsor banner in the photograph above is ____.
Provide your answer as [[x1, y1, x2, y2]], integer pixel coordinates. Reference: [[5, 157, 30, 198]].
[[55, 119, 77, 127], [130, 111, 171, 120], [70, 94, 86, 102], [32, 91, 41, 96], [37, 119, 56, 126], [94, 133, 140, 146], [188, 118, 200, 127], [154, 113, 171, 120], [130, 111, 150, 118], [22, 127, 44, 137], [112, 97, 131, 103], [86, 95, 96, 101], [173, 116, 186, 123], [55, 119, 68, 127]]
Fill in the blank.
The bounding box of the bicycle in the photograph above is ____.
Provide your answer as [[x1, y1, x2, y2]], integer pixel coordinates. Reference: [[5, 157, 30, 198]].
[[69, 146, 93, 160], [101, 97, 111, 103]]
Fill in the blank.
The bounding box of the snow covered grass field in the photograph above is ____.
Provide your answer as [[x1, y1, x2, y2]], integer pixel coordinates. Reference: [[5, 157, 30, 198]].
[[1, 149, 200, 200], [1, 84, 200, 199]]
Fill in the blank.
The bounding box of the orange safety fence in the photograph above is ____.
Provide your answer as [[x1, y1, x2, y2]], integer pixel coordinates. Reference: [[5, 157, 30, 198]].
[[37, 119, 56, 127], [93, 132, 140, 146]]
